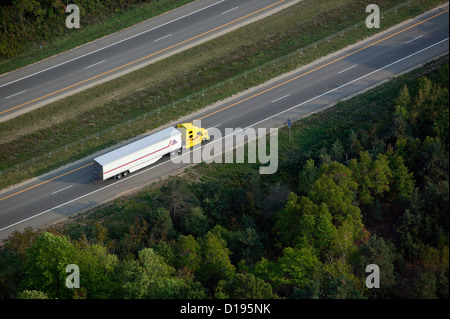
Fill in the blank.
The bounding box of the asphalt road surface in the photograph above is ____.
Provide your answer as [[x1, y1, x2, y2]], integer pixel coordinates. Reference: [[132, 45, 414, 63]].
[[0, 0, 298, 121], [0, 5, 448, 240]]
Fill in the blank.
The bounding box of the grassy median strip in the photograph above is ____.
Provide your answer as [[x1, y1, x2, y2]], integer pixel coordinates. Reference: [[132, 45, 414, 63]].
[[0, 0, 445, 190]]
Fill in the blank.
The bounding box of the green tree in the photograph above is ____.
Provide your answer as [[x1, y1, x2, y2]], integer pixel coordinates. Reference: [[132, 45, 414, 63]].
[[123, 218, 148, 256], [175, 235, 202, 277], [236, 227, 264, 264], [117, 258, 150, 299], [197, 231, 235, 288], [73, 241, 119, 298], [93, 221, 108, 246], [314, 203, 337, 254], [352, 235, 397, 297], [347, 129, 363, 157], [398, 76, 449, 141], [215, 273, 278, 299], [394, 84, 411, 120], [147, 207, 175, 243], [181, 206, 209, 237], [274, 193, 337, 253], [5, 227, 38, 259], [20, 232, 77, 299], [274, 193, 315, 247], [298, 159, 319, 195], [369, 153, 392, 198], [16, 289, 49, 299], [388, 154, 415, 200], [276, 246, 320, 289], [330, 139, 345, 162], [348, 151, 373, 205], [348, 151, 392, 205], [413, 272, 437, 299], [436, 271, 449, 299], [433, 105, 449, 150], [308, 162, 360, 224], [331, 218, 358, 261], [119, 248, 200, 299], [397, 207, 423, 261], [253, 246, 321, 293], [310, 258, 364, 299], [420, 136, 448, 187]]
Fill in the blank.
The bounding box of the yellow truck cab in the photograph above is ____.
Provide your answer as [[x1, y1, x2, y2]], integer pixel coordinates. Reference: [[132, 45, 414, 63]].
[[177, 123, 209, 148]]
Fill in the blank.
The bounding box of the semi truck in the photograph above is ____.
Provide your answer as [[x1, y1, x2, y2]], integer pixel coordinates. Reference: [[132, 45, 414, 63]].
[[93, 123, 209, 181]]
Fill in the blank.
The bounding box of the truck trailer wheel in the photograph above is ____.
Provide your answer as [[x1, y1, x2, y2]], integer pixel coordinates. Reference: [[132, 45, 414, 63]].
[[123, 170, 129, 177]]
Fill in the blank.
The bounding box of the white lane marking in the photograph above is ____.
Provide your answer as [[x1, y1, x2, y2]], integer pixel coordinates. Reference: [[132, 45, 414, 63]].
[[337, 64, 357, 74], [4, 90, 27, 99], [83, 60, 106, 69], [154, 34, 172, 42], [0, 0, 226, 89], [405, 35, 423, 44], [51, 185, 73, 195], [1, 37, 447, 233], [221, 6, 238, 15], [272, 94, 290, 103]]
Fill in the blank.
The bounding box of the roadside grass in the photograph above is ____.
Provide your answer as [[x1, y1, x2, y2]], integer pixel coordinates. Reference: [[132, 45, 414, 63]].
[[0, 0, 445, 190], [0, 0, 196, 75]]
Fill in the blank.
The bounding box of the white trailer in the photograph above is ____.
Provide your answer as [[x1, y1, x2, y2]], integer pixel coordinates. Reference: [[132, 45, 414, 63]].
[[93, 126, 183, 181]]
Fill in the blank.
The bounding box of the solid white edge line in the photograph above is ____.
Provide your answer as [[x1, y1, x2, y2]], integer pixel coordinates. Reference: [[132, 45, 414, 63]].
[[0, 0, 226, 89], [1, 37, 448, 233]]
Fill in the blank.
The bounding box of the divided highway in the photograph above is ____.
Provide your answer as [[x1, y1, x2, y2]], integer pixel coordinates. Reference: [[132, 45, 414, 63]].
[[0, 0, 298, 121], [0, 5, 448, 240]]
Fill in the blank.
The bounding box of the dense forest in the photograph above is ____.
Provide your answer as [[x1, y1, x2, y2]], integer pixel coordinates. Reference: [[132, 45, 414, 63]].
[[0, 59, 448, 299], [0, 0, 168, 58]]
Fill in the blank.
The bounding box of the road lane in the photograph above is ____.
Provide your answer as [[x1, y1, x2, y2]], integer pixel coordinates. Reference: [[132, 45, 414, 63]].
[[0, 5, 448, 240]]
